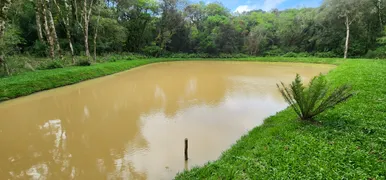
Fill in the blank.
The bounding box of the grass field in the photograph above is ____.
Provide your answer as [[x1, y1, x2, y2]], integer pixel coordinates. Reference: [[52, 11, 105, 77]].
[[1, 57, 385, 179]]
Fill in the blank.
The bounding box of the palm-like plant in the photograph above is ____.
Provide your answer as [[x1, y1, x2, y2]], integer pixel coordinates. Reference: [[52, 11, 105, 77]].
[[277, 74, 353, 121]]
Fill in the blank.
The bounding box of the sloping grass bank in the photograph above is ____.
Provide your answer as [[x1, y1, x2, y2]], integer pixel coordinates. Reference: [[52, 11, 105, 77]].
[[176, 60, 386, 179], [0, 57, 343, 101]]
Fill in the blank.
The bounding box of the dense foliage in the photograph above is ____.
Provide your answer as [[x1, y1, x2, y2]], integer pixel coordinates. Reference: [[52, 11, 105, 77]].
[[2, 0, 386, 57], [277, 74, 353, 121], [1, 0, 386, 76]]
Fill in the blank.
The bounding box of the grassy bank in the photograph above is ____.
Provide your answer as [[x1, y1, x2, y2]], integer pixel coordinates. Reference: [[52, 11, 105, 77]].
[[176, 60, 386, 179], [0, 57, 343, 101]]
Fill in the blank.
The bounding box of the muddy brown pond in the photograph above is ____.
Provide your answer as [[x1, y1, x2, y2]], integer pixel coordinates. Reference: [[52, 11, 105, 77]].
[[0, 61, 335, 180]]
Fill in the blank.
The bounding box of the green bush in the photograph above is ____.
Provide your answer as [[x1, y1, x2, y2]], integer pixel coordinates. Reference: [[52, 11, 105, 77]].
[[165, 53, 189, 58], [38, 60, 64, 70], [126, 54, 148, 60], [297, 52, 311, 57], [314, 52, 338, 58], [277, 74, 353, 121], [365, 47, 386, 59], [29, 40, 48, 57], [232, 53, 249, 58], [75, 59, 91, 66], [219, 53, 233, 58], [282, 52, 311, 58], [283, 52, 298, 57], [142, 45, 163, 57], [264, 47, 285, 57]]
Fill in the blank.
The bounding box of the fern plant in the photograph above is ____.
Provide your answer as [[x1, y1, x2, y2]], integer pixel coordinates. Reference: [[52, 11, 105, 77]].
[[277, 74, 353, 121]]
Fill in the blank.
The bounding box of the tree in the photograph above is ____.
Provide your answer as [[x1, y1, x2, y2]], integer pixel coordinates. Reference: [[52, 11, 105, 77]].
[[118, 0, 158, 52], [0, 0, 12, 74], [53, 0, 76, 63], [156, 0, 185, 51], [246, 25, 270, 55], [321, 0, 367, 59], [74, 0, 94, 60], [35, 0, 56, 59], [34, 0, 44, 42]]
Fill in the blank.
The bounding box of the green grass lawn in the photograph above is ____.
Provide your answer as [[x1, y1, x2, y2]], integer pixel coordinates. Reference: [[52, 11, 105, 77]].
[[1, 57, 385, 179]]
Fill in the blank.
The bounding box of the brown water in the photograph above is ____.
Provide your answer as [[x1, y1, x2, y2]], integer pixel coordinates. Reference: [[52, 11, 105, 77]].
[[0, 61, 334, 180]]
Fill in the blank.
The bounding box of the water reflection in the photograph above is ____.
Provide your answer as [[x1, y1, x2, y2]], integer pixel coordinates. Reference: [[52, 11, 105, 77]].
[[0, 61, 334, 179]]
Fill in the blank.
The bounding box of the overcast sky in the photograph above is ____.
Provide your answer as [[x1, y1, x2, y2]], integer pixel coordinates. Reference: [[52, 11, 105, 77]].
[[190, 0, 323, 13]]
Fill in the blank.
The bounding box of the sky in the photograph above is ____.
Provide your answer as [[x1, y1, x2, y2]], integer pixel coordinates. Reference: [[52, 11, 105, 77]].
[[193, 0, 323, 13]]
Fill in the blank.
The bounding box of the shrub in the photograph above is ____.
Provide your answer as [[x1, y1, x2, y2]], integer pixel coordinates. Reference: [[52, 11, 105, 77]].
[[277, 74, 353, 121], [264, 47, 285, 57], [314, 52, 338, 58], [38, 60, 64, 70], [196, 53, 210, 58], [219, 53, 233, 58], [167, 53, 190, 58], [283, 52, 298, 57], [123, 53, 148, 60], [297, 52, 311, 57], [217, 53, 249, 58], [282, 52, 311, 58], [365, 47, 386, 59], [75, 59, 91, 66], [233, 53, 249, 58], [142, 45, 163, 57], [29, 40, 48, 57]]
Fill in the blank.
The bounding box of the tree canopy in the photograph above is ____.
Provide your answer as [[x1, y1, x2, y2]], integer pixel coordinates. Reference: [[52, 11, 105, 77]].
[[1, 0, 386, 64]]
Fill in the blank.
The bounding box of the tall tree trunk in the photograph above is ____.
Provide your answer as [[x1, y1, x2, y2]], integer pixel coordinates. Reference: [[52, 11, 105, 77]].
[[83, 0, 91, 58], [84, 18, 90, 58], [0, 0, 12, 75], [344, 15, 350, 59], [66, 27, 75, 63], [93, 11, 100, 62], [42, 0, 55, 59], [65, 0, 75, 63], [35, 0, 45, 42], [46, 0, 61, 58], [378, 0, 383, 28], [53, 0, 75, 63]]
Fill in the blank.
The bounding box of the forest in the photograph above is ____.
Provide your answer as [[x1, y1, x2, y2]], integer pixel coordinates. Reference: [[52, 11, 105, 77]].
[[0, 0, 386, 76]]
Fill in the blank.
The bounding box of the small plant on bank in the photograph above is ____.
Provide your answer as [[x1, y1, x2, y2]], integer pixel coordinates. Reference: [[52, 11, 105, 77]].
[[75, 59, 91, 66], [37, 60, 64, 70], [277, 74, 353, 121]]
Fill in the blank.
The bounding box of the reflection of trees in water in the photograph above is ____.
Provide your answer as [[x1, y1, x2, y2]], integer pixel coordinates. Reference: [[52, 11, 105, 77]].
[[0, 63, 228, 179]]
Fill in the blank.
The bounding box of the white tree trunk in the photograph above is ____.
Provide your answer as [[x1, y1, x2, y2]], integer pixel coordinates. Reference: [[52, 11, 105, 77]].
[[378, 0, 383, 28], [93, 11, 100, 62], [53, 0, 75, 63], [66, 26, 75, 63], [83, 0, 91, 58], [344, 15, 350, 59], [42, 0, 55, 59], [47, 3, 61, 58], [35, 0, 45, 42], [0, 0, 12, 75]]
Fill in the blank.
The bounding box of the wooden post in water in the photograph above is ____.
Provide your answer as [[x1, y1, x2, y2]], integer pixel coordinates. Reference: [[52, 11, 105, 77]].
[[184, 138, 188, 161]]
